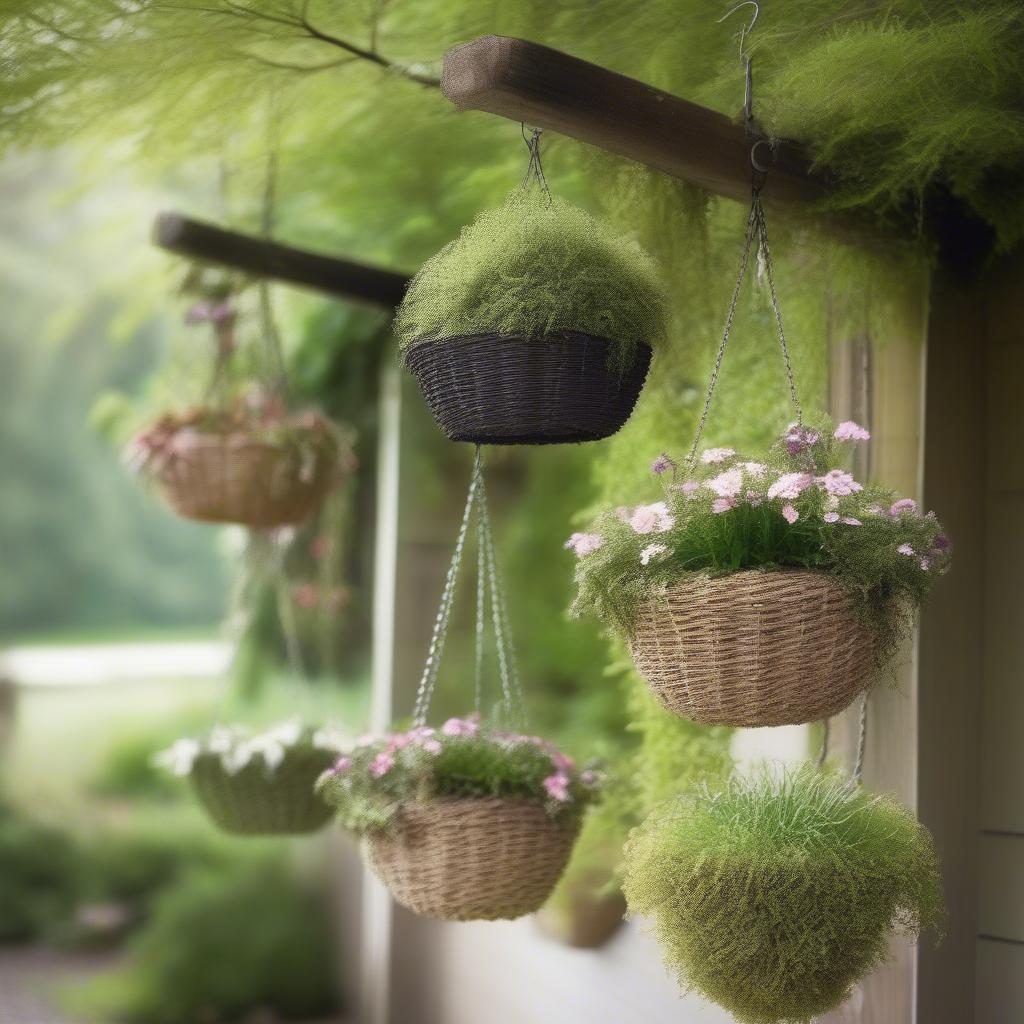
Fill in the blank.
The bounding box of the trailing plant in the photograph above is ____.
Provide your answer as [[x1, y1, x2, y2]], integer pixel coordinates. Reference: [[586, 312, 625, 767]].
[[622, 765, 944, 1024], [569, 418, 950, 665], [316, 715, 603, 835], [394, 189, 669, 364]]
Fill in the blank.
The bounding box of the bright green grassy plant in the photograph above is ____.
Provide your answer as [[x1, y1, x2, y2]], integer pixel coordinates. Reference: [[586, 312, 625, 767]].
[[623, 765, 944, 1024], [316, 716, 602, 835], [569, 417, 950, 665], [394, 189, 669, 362]]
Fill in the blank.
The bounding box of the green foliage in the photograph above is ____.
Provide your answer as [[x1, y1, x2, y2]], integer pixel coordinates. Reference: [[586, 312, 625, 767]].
[[394, 190, 669, 359], [622, 766, 944, 1024], [68, 858, 340, 1024], [570, 421, 950, 664], [0, 803, 80, 942], [317, 721, 601, 835]]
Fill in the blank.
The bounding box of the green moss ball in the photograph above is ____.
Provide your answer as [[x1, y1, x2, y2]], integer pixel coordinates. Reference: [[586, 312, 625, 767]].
[[622, 766, 943, 1024], [394, 189, 669, 357]]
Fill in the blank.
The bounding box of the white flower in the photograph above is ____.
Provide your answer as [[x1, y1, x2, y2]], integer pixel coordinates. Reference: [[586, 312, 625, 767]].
[[153, 738, 200, 777], [627, 502, 675, 535], [640, 543, 668, 565], [264, 718, 302, 747], [742, 462, 767, 477], [221, 742, 254, 775], [705, 468, 743, 498], [312, 726, 346, 751], [253, 739, 286, 772], [767, 472, 813, 500], [701, 447, 736, 464], [208, 725, 241, 754]]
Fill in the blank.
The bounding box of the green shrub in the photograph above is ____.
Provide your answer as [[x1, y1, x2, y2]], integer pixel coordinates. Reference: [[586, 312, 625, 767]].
[[0, 803, 81, 943], [394, 190, 669, 360], [68, 858, 340, 1024], [622, 766, 943, 1024]]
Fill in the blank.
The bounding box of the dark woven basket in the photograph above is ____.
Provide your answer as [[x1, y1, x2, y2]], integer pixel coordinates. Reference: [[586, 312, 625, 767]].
[[404, 333, 652, 444], [190, 746, 336, 836]]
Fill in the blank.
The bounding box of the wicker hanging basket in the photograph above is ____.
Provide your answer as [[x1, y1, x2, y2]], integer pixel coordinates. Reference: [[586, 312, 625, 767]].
[[154, 432, 335, 528], [628, 570, 875, 727], [190, 746, 336, 836], [364, 797, 581, 921], [405, 333, 652, 445]]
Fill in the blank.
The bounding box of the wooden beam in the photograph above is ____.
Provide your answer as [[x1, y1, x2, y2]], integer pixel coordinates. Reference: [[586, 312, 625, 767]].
[[153, 212, 411, 308], [442, 35, 830, 209]]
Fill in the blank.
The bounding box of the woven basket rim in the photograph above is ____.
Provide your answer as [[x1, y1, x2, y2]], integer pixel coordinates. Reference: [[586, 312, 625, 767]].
[[394, 793, 557, 815], [406, 331, 653, 352], [652, 566, 857, 591], [154, 428, 324, 454]]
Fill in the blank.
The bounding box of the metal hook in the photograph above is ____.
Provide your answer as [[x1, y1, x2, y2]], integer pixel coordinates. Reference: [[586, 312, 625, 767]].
[[718, 1, 759, 126]]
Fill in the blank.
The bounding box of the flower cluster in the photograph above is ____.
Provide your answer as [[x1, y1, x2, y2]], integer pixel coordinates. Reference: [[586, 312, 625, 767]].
[[315, 716, 603, 836], [568, 418, 950, 646], [123, 390, 356, 481], [154, 720, 344, 778]]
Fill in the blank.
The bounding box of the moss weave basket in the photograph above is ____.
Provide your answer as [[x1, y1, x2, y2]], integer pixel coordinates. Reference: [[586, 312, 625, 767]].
[[654, 857, 900, 1022], [404, 333, 652, 445], [190, 747, 336, 836], [628, 569, 874, 727], [364, 796, 580, 920], [155, 432, 335, 528]]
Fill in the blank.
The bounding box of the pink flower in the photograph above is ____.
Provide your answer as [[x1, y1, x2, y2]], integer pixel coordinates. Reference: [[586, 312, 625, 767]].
[[550, 751, 575, 773], [543, 773, 570, 802], [711, 497, 736, 514], [890, 498, 919, 517], [866, 504, 886, 516], [781, 504, 800, 524], [841, 517, 863, 526], [932, 534, 950, 551], [919, 556, 931, 570], [834, 420, 871, 442], [671, 480, 700, 499], [767, 472, 813, 500], [333, 756, 352, 774], [783, 424, 821, 454], [745, 490, 764, 507], [580, 769, 601, 787], [292, 583, 319, 609], [651, 454, 676, 475], [640, 543, 668, 565], [742, 462, 767, 476], [369, 752, 394, 778], [701, 447, 736, 465], [706, 468, 743, 498], [897, 543, 916, 556], [441, 717, 478, 738], [818, 470, 863, 497], [564, 532, 604, 556], [628, 502, 675, 535], [823, 511, 840, 524], [420, 739, 442, 754]]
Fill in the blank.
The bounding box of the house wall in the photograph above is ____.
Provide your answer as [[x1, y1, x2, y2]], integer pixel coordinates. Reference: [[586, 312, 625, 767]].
[[975, 255, 1024, 1021]]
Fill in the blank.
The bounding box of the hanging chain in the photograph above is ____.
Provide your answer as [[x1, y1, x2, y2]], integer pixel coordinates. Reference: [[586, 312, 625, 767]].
[[684, 176, 803, 471], [477, 470, 527, 728], [520, 125, 553, 205], [684, 195, 759, 470], [752, 193, 803, 425], [411, 448, 526, 729], [412, 448, 483, 726], [852, 690, 869, 785]]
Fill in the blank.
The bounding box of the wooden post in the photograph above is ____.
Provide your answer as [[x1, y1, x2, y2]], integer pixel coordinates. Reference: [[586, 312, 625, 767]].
[[442, 35, 830, 210], [153, 212, 410, 307]]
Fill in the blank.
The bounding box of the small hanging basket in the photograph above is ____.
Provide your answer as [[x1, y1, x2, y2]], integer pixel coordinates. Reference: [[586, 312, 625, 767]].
[[629, 570, 875, 727], [364, 797, 580, 921], [190, 745, 336, 836], [405, 333, 652, 445], [153, 431, 337, 529]]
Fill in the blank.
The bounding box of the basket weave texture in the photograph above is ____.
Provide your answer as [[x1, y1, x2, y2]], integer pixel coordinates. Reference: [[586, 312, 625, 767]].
[[190, 747, 336, 836], [629, 570, 874, 727], [405, 333, 652, 445], [155, 432, 334, 528], [364, 797, 580, 921]]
